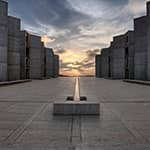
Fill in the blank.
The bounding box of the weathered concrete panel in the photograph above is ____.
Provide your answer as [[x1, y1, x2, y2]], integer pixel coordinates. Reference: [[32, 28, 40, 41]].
[[8, 16, 20, 37], [20, 31, 28, 79], [147, 2, 150, 80], [95, 55, 101, 77], [8, 36, 20, 52], [110, 31, 134, 79], [101, 48, 111, 78], [29, 35, 42, 48], [0, 0, 8, 81], [29, 34, 44, 79], [8, 16, 20, 81], [0, 0, 8, 25], [53, 55, 59, 77], [45, 48, 54, 78], [53, 101, 100, 115], [134, 16, 147, 80], [8, 65, 20, 81], [0, 63, 7, 81], [8, 52, 20, 65]]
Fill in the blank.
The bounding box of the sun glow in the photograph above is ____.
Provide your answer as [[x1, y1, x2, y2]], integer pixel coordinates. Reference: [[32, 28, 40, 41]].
[[41, 35, 55, 45], [55, 49, 96, 76]]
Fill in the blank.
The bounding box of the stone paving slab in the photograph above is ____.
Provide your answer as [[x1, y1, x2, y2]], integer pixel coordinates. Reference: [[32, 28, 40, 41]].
[[0, 77, 150, 149]]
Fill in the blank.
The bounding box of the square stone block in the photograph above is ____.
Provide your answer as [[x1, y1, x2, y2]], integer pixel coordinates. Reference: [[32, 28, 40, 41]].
[[53, 101, 100, 115]]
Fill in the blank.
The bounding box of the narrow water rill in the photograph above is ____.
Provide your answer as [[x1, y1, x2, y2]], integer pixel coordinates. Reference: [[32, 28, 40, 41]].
[[53, 77, 100, 115], [74, 77, 80, 102]]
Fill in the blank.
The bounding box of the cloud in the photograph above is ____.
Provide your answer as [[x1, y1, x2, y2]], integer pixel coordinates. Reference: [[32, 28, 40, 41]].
[[41, 35, 55, 46], [58, 49, 99, 76], [7, 0, 148, 75], [55, 48, 67, 54]]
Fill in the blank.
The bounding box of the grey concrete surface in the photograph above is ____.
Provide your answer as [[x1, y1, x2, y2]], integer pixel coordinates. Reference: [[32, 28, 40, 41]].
[[134, 16, 147, 80], [53, 101, 100, 115], [8, 16, 21, 81], [0, 0, 8, 81], [29, 35, 44, 79], [95, 55, 101, 78], [0, 77, 150, 149], [45, 48, 55, 78]]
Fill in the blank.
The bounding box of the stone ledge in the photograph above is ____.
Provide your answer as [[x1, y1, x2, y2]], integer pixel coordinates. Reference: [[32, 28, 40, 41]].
[[0, 79, 32, 86], [123, 79, 150, 85], [53, 101, 100, 115]]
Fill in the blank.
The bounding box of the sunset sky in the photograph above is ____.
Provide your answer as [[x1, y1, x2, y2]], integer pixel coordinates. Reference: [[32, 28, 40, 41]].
[[8, 0, 147, 76]]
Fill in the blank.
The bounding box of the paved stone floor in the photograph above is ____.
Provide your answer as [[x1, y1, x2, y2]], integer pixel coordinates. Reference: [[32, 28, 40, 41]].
[[0, 77, 150, 149]]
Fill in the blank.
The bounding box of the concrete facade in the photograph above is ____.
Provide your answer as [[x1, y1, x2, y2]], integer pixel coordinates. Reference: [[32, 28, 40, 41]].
[[95, 55, 101, 77], [101, 48, 111, 78], [0, 0, 59, 81], [0, 0, 8, 81], [110, 31, 134, 79], [96, 1, 150, 81], [20, 32, 50, 80], [134, 16, 147, 80], [45, 48, 54, 78], [8, 16, 21, 81], [147, 2, 150, 80], [20, 32, 59, 80], [96, 31, 135, 80], [53, 55, 59, 77], [27, 34, 44, 79], [20, 31, 29, 79]]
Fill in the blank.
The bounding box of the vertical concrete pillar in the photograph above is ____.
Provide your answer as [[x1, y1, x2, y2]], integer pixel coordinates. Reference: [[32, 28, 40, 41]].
[[41, 42, 45, 78], [20, 31, 28, 79], [0, 0, 8, 81], [8, 16, 21, 81], [134, 16, 147, 80], [45, 48, 54, 78], [101, 48, 110, 78], [147, 2, 150, 80], [53, 55, 59, 78], [29, 35, 44, 79], [95, 55, 101, 77], [111, 35, 126, 79]]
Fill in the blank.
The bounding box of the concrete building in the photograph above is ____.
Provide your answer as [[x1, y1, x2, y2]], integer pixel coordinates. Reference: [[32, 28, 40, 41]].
[[20, 31, 46, 80], [8, 16, 21, 81], [95, 55, 101, 77], [53, 55, 59, 78], [44, 48, 55, 78], [0, 0, 8, 81], [0, 0, 59, 81], [20, 32, 59, 80], [101, 48, 111, 78], [111, 31, 134, 79], [134, 16, 147, 80], [147, 1, 150, 80], [29, 35, 45, 79], [20, 31, 29, 79], [96, 31, 134, 80], [95, 2, 150, 81]]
